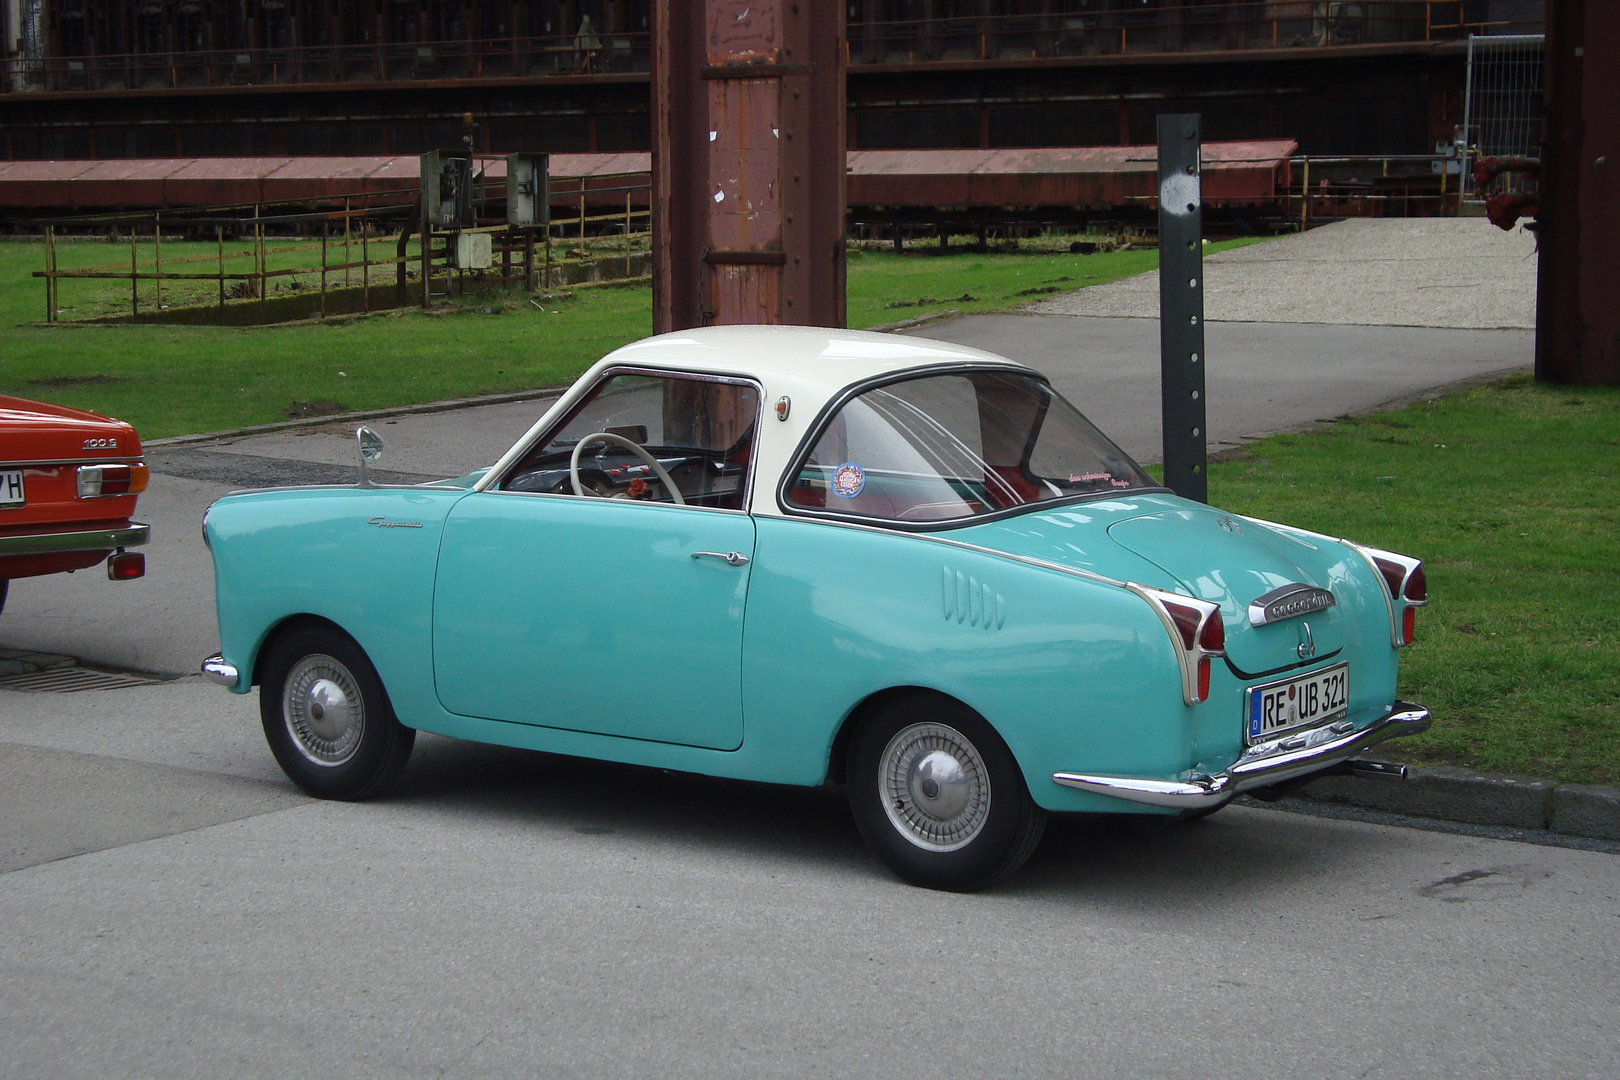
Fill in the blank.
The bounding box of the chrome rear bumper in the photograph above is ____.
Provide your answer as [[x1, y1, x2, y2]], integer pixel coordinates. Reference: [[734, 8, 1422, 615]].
[[1052, 701, 1432, 810], [0, 522, 150, 557]]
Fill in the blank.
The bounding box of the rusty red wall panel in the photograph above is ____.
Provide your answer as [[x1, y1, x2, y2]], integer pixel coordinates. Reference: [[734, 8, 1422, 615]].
[[0, 137, 1291, 217], [844, 141, 1296, 209], [70, 159, 189, 209], [0, 160, 100, 207]]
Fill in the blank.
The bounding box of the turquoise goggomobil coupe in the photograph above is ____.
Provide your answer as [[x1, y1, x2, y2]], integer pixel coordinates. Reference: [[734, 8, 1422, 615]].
[[201, 326, 1431, 891]]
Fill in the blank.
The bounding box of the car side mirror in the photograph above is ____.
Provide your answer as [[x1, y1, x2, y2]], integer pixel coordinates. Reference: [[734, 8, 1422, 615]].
[[356, 426, 384, 488]]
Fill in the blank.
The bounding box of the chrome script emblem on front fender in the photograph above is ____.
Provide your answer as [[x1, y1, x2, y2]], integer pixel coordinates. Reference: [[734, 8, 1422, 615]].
[[367, 516, 423, 529]]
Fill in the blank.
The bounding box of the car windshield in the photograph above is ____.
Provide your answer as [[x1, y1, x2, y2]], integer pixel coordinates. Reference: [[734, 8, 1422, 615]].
[[500, 372, 759, 510], [784, 370, 1153, 524]]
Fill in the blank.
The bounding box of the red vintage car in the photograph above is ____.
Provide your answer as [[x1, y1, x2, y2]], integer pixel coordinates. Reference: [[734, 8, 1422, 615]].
[[0, 395, 149, 615]]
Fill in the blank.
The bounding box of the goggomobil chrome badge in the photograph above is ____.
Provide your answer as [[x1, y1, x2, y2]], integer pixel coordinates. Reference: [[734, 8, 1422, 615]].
[[831, 461, 866, 498]]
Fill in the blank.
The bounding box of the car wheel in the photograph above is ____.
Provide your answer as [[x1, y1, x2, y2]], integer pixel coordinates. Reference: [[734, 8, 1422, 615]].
[[259, 624, 414, 800], [847, 694, 1046, 891], [0, 579, 7, 616]]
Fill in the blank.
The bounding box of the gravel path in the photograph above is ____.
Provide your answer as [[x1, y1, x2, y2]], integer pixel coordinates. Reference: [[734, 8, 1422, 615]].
[[1031, 218, 1539, 329]]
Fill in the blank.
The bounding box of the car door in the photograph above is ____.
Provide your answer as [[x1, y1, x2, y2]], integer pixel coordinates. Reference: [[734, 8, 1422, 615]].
[[431, 369, 760, 751]]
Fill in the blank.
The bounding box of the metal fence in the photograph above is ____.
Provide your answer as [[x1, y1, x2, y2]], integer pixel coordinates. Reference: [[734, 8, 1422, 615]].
[[3, 3, 1548, 93], [1288, 153, 1462, 229], [32, 174, 651, 325], [1462, 33, 1545, 199]]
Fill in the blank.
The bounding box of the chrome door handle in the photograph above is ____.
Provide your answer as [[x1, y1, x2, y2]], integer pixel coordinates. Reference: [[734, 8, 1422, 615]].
[[691, 550, 750, 567]]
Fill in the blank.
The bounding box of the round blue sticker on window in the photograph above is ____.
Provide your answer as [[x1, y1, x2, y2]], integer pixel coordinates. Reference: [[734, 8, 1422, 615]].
[[831, 461, 866, 498]]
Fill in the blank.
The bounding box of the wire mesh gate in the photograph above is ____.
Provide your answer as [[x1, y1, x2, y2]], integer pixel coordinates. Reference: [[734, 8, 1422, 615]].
[[1462, 33, 1544, 201]]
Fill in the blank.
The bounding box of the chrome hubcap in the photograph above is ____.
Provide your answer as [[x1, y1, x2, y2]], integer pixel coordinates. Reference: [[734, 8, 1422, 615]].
[[283, 654, 364, 767], [880, 722, 991, 852]]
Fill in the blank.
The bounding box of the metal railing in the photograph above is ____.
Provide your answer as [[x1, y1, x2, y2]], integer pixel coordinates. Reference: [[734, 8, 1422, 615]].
[[1287, 153, 1462, 227], [849, 2, 1542, 64], [7, 30, 650, 94], [4, 4, 1546, 93], [31, 174, 652, 325]]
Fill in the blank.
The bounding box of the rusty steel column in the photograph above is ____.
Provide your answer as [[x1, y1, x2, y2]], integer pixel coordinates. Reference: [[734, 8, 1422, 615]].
[[1537, 0, 1619, 385], [652, 0, 846, 332]]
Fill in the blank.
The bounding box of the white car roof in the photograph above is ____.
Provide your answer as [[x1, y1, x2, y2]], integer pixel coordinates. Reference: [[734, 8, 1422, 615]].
[[600, 324, 1027, 391], [479, 325, 1036, 517]]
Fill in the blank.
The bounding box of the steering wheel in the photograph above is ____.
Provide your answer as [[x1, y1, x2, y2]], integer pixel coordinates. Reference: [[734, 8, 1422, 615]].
[[569, 432, 686, 504]]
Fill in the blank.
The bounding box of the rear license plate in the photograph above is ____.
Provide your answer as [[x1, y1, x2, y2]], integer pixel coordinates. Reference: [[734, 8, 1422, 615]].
[[0, 469, 23, 507], [1246, 662, 1349, 744]]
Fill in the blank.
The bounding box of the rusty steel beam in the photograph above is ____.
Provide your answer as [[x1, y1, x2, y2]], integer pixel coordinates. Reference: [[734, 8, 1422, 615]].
[[652, 0, 845, 332], [1537, 0, 1619, 385]]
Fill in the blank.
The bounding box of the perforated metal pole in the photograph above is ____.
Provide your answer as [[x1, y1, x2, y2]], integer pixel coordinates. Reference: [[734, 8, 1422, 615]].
[[1158, 113, 1207, 503]]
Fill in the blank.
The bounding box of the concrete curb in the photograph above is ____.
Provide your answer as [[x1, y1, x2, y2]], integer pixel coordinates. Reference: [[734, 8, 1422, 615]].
[[1298, 765, 1620, 842], [866, 308, 962, 334], [144, 385, 570, 448]]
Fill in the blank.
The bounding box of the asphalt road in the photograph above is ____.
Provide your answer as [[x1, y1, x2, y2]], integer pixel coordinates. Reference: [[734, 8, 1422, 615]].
[[4, 679, 1619, 1080]]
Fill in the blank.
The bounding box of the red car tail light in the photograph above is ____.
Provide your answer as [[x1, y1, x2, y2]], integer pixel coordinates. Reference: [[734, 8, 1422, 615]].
[[1356, 546, 1428, 647], [1402, 564, 1426, 603], [1131, 586, 1225, 706], [77, 463, 148, 498], [107, 551, 145, 580]]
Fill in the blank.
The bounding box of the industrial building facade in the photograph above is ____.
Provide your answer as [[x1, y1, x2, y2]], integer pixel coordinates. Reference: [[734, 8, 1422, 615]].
[[0, 2, 1543, 162]]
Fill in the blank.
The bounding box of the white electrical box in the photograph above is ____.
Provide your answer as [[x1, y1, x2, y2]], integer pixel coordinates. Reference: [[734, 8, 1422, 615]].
[[451, 232, 493, 269]]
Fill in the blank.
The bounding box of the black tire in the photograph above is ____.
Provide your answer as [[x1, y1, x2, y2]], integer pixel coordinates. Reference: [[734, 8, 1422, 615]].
[[259, 624, 414, 800], [847, 693, 1046, 891], [0, 579, 8, 616]]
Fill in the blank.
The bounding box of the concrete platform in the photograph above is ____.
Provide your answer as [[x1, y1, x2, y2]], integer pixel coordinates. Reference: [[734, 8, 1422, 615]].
[[1033, 219, 1539, 329]]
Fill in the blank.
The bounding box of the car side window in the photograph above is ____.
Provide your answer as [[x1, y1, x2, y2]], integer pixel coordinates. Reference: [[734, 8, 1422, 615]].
[[784, 370, 1152, 524], [500, 372, 760, 511]]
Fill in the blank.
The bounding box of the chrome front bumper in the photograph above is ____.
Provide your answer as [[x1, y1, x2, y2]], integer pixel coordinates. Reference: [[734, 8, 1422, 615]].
[[200, 653, 241, 689], [1052, 701, 1432, 810], [0, 522, 151, 557]]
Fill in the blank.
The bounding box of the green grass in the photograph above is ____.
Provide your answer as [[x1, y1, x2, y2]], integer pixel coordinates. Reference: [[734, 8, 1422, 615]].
[[1205, 374, 1620, 784], [1, 238, 654, 437], [845, 237, 1262, 329], [0, 235, 1260, 437]]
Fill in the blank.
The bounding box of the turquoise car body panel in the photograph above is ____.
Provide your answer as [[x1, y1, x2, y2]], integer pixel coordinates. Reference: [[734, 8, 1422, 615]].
[[432, 492, 755, 751], [207, 484, 1402, 815]]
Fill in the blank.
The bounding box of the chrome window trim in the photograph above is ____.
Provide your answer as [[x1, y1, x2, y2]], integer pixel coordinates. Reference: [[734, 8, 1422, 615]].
[[473, 486, 754, 518], [479, 365, 764, 512], [773, 361, 1165, 532]]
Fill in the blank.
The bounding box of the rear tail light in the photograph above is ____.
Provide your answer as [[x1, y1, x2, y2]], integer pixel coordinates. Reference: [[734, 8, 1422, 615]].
[[1132, 586, 1225, 706], [1357, 546, 1427, 647], [107, 551, 145, 580], [77, 462, 149, 498]]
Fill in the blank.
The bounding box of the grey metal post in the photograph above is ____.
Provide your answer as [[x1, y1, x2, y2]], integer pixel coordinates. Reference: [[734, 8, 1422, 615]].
[[1157, 113, 1206, 502]]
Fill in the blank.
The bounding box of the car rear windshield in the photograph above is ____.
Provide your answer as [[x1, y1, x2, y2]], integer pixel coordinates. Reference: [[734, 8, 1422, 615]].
[[784, 370, 1153, 524]]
